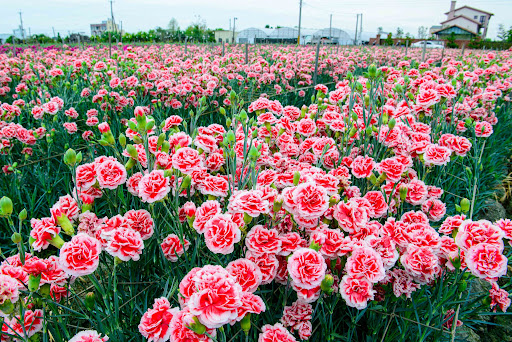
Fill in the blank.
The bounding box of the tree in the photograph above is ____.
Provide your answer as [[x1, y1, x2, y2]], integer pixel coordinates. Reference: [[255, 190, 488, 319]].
[[418, 26, 427, 39], [385, 33, 393, 46], [168, 18, 179, 33], [497, 24, 512, 42], [446, 32, 458, 48], [395, 27, 404, 39], [377, 27, 384, 35]]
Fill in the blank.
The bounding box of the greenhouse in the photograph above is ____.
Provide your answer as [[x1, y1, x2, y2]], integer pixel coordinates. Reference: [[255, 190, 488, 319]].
[[236, 27, 273, 44], [236, 27, 353, 45]]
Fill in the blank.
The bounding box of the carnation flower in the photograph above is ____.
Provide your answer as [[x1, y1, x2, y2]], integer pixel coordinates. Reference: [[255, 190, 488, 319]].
[[69, 330, 109, 342], [59, 233, 101, 277], [287, 248, 327, 290]]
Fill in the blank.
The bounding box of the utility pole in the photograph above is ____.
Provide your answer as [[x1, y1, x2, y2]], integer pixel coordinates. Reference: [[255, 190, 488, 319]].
[[359, 14, 363, 44], [52, 27, 56, 39], [229, 19, 231, 31], [120, 21, 123, 44], [354, 14, 359, 45], [18, 11, 25, 41], [329, 14, 332, 42], [110, 0, 116, 33], [232, 17, 237, 44], [297, 0, 303, 45]]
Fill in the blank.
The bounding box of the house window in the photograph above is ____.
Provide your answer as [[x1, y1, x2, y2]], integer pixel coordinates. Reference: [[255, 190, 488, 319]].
[[474, 16, 477, 19], [480, 16, 485, 23]]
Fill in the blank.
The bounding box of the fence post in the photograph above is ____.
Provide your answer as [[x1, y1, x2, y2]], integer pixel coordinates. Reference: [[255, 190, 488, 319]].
[[421, 41, 426, 63], [441, 45, 445, 61], [405, 40, 408, 57], [12, 31, 16, 57], [461, 43, 465, 58], [185, 37, 188, 55], [245, 43, 249, 64], [222, 42, 225, 56], [108, 32, 112, 58], [313, 40, 320, 86]]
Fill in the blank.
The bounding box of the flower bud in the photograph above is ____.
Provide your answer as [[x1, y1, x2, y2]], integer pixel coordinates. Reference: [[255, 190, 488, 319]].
[[157, 133, 166, 149], [128, 120, 138, 131], [368, 64, 377, 78], [0, 299, 14, 315], [399, 186, 408, 201], [239, 110, 248, 122], [321, 274, 334, 294], [309, 241, 321, 252], [273, 198, 283, 213], [11, 232, 22, 244], [240, 314, 251, 335], [28, 274, 41, 292], [145, 120, 155, 132], [126, 144, 138, 159], [460, 198, 470, 213], [293, 171, 301, 186], [119, 133, 127, 148], [0, 196, 13, 217], [18, 209, 27, 221], [243, 213, 253, 225], [180, 175, 192, 191], [76, 152, 83, 164], [63, 148, 77, 166], [188, 316, 207, 335], [388, 118, 396, 130], [85, 292, 96, 310]]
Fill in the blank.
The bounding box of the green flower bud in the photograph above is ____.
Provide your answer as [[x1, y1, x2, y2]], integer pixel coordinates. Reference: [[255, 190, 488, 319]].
[[239, 110, 248, 122], [145, 120, 155, 132], [180, 175, 192, 191], [243, 213, 253, 225], [399, 186, 408, 201], [188, 316, 207, 335], [126, 144, 138, 159], [157, 133, 166, 149], [11, 232, 22, 244], [28, 274, 41, 292], [128, 120, 138, 131], [18, 209, 27, 221], [0, 300, 14, 315], [293, 171, 301, 186], [240, 314, 251, 335], [460, 198, 470, 213], [63, 148, 77, 166], [85, 292, 96, 310], [321, 274, 334, 294], [76, 152, 83, 164], [388, 118, 396, 130], [161, 141, 170, 153], [309, 241, 321, 252], [0, 196, 13, 217]]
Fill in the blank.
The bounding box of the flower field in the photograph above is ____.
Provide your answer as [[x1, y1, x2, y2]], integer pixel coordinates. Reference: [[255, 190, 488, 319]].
[[1, 43, 512, 341]]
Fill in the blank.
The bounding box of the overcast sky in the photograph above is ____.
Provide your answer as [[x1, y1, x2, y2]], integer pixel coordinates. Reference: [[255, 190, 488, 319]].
[[1, 0, 511, 39]]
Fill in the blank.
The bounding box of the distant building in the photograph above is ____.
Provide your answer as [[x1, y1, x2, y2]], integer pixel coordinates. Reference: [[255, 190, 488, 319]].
[[234, 27, 352, 45], [432, 1, 493, 39], [0, 29, 26, 44], [214, 30, 238, 44], [90, 19, 120, 36]]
